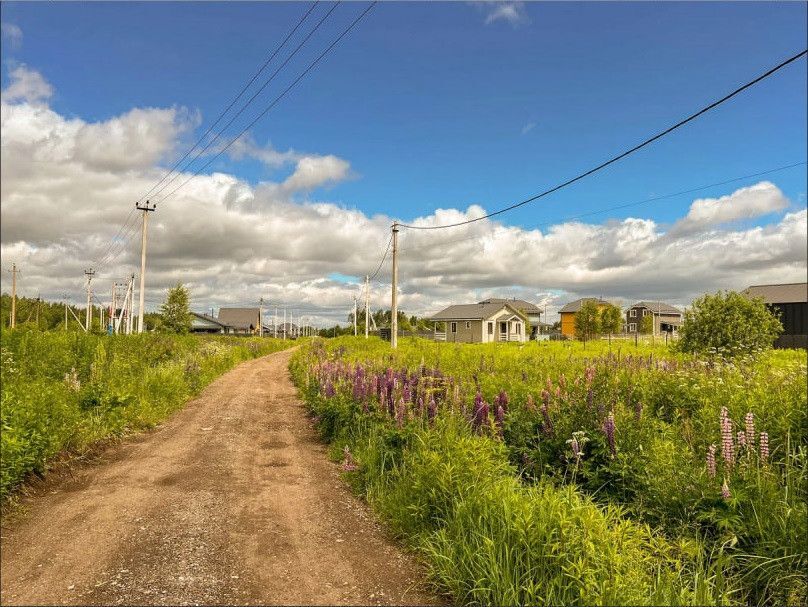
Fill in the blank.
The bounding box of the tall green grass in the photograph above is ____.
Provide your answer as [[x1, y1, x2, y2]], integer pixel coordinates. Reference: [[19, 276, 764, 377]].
[[1, 328, 291, 499]]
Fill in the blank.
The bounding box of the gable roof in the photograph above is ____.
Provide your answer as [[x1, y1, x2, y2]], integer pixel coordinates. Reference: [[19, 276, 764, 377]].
[[478, 298, 541, 314], [217, 307, 260, 330], [430, 302, 526, 321], [743, 283, 807, 304], [629, 301, 683, 315], [558, 297, 610, 313], [190, 311, 229, 328]]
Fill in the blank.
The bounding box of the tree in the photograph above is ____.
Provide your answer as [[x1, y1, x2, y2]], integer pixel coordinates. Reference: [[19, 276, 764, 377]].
[[159, 283, 192, 334], [600, 303, 622, 337], [640, 314, 654, 335], [675, 290, 782, 357], [574, 300, 601, 342]]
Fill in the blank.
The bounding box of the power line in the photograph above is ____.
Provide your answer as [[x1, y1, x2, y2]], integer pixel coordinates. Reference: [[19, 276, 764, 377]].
[[133, 1, 320, 207], [368, 232, 393, 281], [399, 49, 808, 231], [154, 1, 377, 207], [148, 2, 340, 204], [396, 160, 808, 252]]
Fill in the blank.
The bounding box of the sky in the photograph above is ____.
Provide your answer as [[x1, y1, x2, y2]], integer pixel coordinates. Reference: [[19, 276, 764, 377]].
[[1, 1, 806, 326]]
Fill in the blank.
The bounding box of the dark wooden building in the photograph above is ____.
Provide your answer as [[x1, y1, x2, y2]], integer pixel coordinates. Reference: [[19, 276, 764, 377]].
[[743, 283, 807, 349]]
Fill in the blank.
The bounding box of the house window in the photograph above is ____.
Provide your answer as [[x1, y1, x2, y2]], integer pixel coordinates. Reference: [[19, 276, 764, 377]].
[[450, 322, 457, 333], [643, 309, 649, 317], [465, 321, 471, 329], [629, 323, 637, 332], [630, 309, 636, 317], [487, 322, 494, 335], [515, 323, 521, 334]]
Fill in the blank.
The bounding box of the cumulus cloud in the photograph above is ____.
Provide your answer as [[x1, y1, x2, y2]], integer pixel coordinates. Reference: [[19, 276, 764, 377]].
[[1, 22, 23, 50], [669, 181, 789, 236], [1, 65, 53, 104], [479, 2, 530, 27], [1, 71, 805, 327]]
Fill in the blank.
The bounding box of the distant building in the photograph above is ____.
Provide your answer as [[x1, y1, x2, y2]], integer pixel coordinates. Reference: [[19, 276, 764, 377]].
[[558, 298, 610, 337], [625, 301, 683, 335], [477, 298, 544, 338], [742, 283, 807, 349], [429, 301, 528, 343], [217, 307, 262, 335], [190, 312, 230, 334]]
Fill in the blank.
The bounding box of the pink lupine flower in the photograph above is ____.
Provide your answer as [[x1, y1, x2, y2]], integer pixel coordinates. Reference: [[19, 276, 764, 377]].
[[540, 401, 554, 437], [720, 407, 734, 468], [721, 480, 731, 500], [569, 435, 581, 460], [525, 394, 536, 413], [759, 432, 769, 463], [395, 398, 406, 428], [342, 446, 358, 472], [495, 404, 505, 436], [707, 444, 717, 478], [745, 412, 755, 448], [584, 366, 595, 387], [736, 431, 746, 450], [427, 397, 437, 425]]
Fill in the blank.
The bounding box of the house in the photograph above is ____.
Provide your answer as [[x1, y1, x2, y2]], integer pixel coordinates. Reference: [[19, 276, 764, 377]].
[[625, 301, 683, 335], [477, 298, 544, 338], [429, 302, 528, 343], [190, 312, 230, 334], [217, 307, 262, 335], [742, 283, 807, 349], [558, 298, 610, 337]]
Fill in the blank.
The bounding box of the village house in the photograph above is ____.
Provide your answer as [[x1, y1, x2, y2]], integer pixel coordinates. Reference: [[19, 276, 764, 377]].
[[625, 301, 683, 335], [189, 312, 230, 334], [477, 298, 544, 339], [558, 298, 610, 337], [217, 307, 262, 335], [429, 301, 528, 343], [743, 282, 807, 349]]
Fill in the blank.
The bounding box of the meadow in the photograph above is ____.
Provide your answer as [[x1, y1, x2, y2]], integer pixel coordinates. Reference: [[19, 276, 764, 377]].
[[291, 336, 807, 606], [1, 329, 291, 500]]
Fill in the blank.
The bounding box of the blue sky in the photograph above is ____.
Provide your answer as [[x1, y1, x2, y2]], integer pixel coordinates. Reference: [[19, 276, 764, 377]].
[[3, 1, 806, 229]]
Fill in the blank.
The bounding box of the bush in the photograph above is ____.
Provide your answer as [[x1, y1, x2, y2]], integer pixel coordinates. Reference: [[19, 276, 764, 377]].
[[676, 291, 782, 357]]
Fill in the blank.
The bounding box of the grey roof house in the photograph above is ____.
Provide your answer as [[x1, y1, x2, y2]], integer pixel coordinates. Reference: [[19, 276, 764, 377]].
[[625, 301, 683, 334], [478, 298, 545, 338], [217, 307, 262, 335], [430, 301, 528, 343], [190, 312, 230, 334]]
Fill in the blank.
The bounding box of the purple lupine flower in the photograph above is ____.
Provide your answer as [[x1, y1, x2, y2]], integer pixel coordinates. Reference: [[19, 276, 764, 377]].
[[324, 380, 336, 398], [721, 480, 731, 500], [416, 396, 424, 416], [525, 394, 536, 413], [707, 444, 717, 478], [569, 435, 581, 460], [759, 432, 769, 463], [395, 398, 406, 428], [745, 413, 755, 448], [602, 412, 616, 456], [541, 389, 550, 408], [720, 406, 735, 468], [540, 399, 554, 436], [495, 405, 505, 434], [584, 366, 595, 387], [402, 382, 411, 404], [427, 397, 437, 425], [497, 390, 509, 412], [586, 388, 594, 411], [472, 398, 489, 433]]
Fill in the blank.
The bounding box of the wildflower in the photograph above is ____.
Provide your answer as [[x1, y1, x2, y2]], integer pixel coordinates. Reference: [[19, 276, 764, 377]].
[[586, 388, 594, 411], [633, 400, 643, 422], [497, 390, 509, 412], [495, 405, 505, 436], [584, 366, 595, 386], [707, 444, 717, 478], [720, 406, 734, 468], [395, 398, 406, 428], [525, 394, 536, 413], [745, 412, 755, 448], [721, 480, 731, 500], [427, 397, 437, 424], [759, 432, 769, 463], [324, 380, 336, 399], [540, 401, 554, 437], [472, 397, 489, 433], [342, 446, 358, 472], [736, 430, 746, 449], [602, 412, 616, 456], [402, 382, 411, 403]]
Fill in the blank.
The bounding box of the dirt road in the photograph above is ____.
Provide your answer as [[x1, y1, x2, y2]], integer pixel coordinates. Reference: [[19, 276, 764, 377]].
[[1, 349, 438, 606]]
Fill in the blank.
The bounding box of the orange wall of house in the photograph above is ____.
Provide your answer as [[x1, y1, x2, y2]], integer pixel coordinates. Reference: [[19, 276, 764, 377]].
[[561, 313, 576, 336]]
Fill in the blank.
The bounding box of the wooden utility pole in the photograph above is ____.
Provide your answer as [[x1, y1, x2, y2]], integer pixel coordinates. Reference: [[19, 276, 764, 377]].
[[84, 269, 95, 332], [136, 201, 156, 333], [365, 275, 370, 339], [127, 274, 135, 334], [283, 308, 287, 340], [9, 263, 18, 329], [391, 223, 399, 349], [64, 296, 68, 330], [35, 295, 41, 329], [274, 307, 278, 338], [259, 297, 264, 337], [353, 297, 358, 336]]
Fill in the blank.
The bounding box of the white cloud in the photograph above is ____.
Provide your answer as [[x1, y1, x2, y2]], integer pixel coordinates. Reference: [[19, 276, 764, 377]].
[[1, 71, 805, 327], [1, 22, 23, 50], [481, 2, 530, 27], [1, 65, 53, 104], [669, 181, 789, 236]]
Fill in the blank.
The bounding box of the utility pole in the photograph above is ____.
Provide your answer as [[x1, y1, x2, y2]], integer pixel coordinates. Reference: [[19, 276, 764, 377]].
[[64, 294, 68, 331], [128, 274, 135, 334], [283, 308, 287, 340], [391, 222, 399, 349], [8, 263, 18, 329], [274, 307, 278, 338], [136, 200, 156, 333], [35, 294, 41, 329], [84, 269, 95, 332], [365, 275, 370, 339], [353, 297, 358, 336], [111, 283, 117, 334], [259, 297, 264, 337]]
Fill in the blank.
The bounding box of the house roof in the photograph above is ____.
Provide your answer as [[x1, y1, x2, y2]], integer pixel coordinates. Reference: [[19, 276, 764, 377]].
[[558, 297, 610, 313], [217, 307, 260, 330], [743, 283, 808, 304], [190, 311, 229, 328], [477, 298, 541, 314], [430, 302, 526, 321], [629, 301, 683, 315]]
